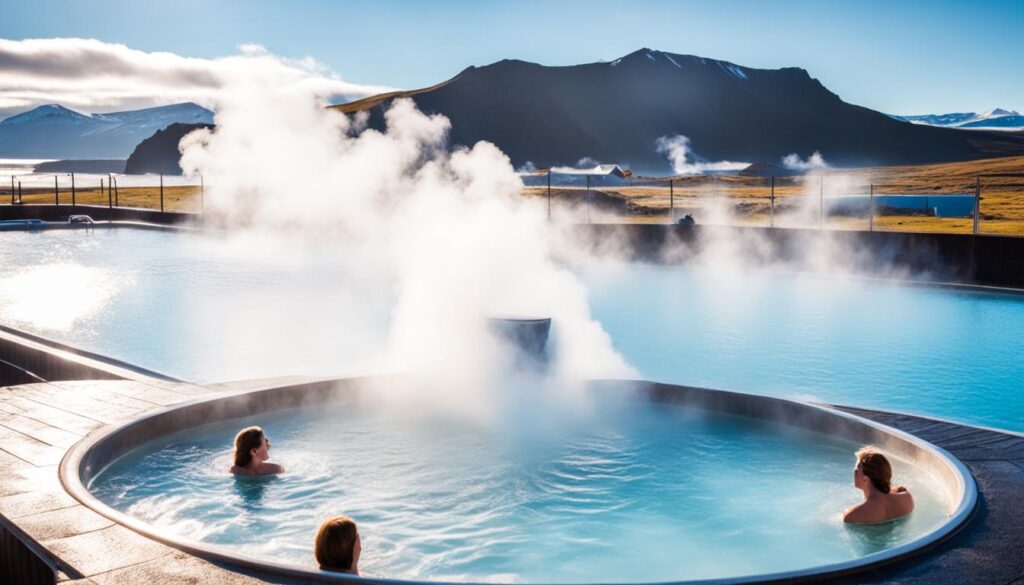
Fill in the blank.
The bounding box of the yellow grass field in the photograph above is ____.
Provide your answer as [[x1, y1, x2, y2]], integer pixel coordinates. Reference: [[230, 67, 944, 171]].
[[525, 155, 1024, 235]]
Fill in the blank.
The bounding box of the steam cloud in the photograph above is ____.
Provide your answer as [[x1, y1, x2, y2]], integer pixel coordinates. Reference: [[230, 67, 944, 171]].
[[177, 50, 634, 422], [656, 134, 748, 175], [782, 151, 829, 172]]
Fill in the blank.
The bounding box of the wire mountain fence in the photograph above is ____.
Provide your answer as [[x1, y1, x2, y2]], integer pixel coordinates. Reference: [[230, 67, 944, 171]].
[[2, 171, 1024, 237], [2, 172, 204, 214], [521, 171, 1024, 237]]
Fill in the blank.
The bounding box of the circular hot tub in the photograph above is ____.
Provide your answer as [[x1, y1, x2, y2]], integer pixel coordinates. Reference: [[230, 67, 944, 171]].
[[60, 378, 976, 584]]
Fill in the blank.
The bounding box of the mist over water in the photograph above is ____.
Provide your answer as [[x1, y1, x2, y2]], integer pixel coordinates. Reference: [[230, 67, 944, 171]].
[[175, 52, 633, 421]]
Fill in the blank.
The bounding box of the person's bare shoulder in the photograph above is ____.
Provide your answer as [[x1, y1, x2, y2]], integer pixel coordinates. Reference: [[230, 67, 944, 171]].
[[842, 503, 869, 524], [259, 462, 285, 475]]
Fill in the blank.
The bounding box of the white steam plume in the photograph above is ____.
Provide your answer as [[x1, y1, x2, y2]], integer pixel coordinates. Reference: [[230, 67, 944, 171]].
[[656, 134, 747, 175], [178, 51, 634, 423], [782, 151, 829, 172]]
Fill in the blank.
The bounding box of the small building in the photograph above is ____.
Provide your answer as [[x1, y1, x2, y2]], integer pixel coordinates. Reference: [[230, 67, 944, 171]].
[[520, 163, 632, 187]]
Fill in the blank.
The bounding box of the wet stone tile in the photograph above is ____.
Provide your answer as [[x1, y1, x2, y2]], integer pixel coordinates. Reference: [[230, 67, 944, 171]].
[[16, 505, 115, 542], [43, 524, 169, 577], [0, 488, 78, 519]]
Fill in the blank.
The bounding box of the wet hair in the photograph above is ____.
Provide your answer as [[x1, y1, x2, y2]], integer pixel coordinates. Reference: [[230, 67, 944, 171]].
[[315, 516, 358, 572], [856, 447, 893, 493], [233, 426, 264, 468]]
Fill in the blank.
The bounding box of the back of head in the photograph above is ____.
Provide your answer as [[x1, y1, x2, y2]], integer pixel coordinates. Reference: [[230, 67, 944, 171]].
[[315, 516, 358, 572], [233, 426, 264, 467], [857, 447, 893, 493]]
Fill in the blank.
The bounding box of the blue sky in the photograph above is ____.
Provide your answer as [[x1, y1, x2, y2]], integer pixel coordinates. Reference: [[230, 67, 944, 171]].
[[1, 0, 1022, 115]]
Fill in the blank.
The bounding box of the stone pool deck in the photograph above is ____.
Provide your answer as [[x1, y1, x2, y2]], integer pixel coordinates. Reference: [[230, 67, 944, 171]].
[[1, 379, 1022, 584]]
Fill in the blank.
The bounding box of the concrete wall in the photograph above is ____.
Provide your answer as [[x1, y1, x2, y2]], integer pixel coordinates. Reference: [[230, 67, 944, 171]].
[[0, 325, 177, 384], [578, 224, 1024, 288], [0, 204, 195, 226]]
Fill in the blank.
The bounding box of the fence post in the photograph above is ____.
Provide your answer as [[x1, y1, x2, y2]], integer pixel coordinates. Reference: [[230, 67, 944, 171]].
[[54, 175, 59, 207], [547, 169, 551, 220], [17, 181, 21, 204], [71, 172, 76, 207], [113, 177, 118, 207], [669, 178, 674, 223], [160, 174, 165, 212], [869, 183, 875, 232], [973, 175, 980, 236], [770, 176, 775, 228], [818, 174, 824, 230], [586, 174, 591, 224], [9, 176, 13, 205]]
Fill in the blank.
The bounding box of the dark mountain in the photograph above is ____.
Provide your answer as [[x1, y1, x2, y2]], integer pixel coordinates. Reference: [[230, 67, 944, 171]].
[[335, 49, 1024, 172], [0, 103, 214, 159], [124, 123, 212, 175]]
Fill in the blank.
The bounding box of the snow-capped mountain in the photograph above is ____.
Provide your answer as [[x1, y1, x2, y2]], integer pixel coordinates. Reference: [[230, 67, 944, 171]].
[[892, 108, 1024, 129], [0, 102, 214, 158]]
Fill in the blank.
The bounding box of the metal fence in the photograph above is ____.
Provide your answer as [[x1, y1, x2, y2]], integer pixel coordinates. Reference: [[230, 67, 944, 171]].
[[522, 171, 1024, 237], [3, 170, 1024, 237], [2, 172, 204, 214]]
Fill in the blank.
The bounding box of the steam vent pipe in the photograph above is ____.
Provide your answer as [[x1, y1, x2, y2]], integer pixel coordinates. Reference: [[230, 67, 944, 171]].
[[488, 317, 552, 363]]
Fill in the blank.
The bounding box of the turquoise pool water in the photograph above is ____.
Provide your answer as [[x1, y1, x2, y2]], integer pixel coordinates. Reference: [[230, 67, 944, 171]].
[[88, 399, 950, 583], [1, 227, 1022, 431]]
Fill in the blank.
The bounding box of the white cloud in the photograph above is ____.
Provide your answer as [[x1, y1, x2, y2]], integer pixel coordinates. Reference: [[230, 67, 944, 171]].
[[0, 37, 393, 118]]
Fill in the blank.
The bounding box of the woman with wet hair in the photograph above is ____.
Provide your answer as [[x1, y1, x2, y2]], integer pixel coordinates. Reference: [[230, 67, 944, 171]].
[[315, 516, 361, 575], [843, 447, 914, 524], [229, 426, 285, 476]]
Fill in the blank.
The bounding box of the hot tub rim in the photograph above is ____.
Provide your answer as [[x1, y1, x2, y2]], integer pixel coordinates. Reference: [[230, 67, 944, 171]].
[[58, 377, 978, 585]]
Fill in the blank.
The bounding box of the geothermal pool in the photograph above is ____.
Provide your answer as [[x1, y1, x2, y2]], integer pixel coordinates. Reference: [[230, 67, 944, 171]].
[[88, 399, 951, 583], [1, 227, 1023, 431]]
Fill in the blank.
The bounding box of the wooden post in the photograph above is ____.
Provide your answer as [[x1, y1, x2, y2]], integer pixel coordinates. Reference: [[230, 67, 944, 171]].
[[547, 169, 551, 220], [160, 174, 164, 212], [669, 178, 674, 223], [869, 183, 875, 232], [71, 173, 76, 207], [586, 174, 591, 224], [9, 176, 13, 205], [770, 176, 775, 228], [819, 174, 824, 230], [973, 175, 981, 235], [54, 175, 59, 206]]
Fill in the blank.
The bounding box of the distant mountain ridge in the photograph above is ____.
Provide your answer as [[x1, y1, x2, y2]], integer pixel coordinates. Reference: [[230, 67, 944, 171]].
[[0, 102, 214, 159], [892, 108, 1024, 129], [125, 123, 213, 175], [336, 49, 1024, 171]]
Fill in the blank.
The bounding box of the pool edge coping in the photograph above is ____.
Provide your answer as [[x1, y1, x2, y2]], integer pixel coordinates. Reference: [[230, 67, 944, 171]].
[[57, 377, 979, 585]]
